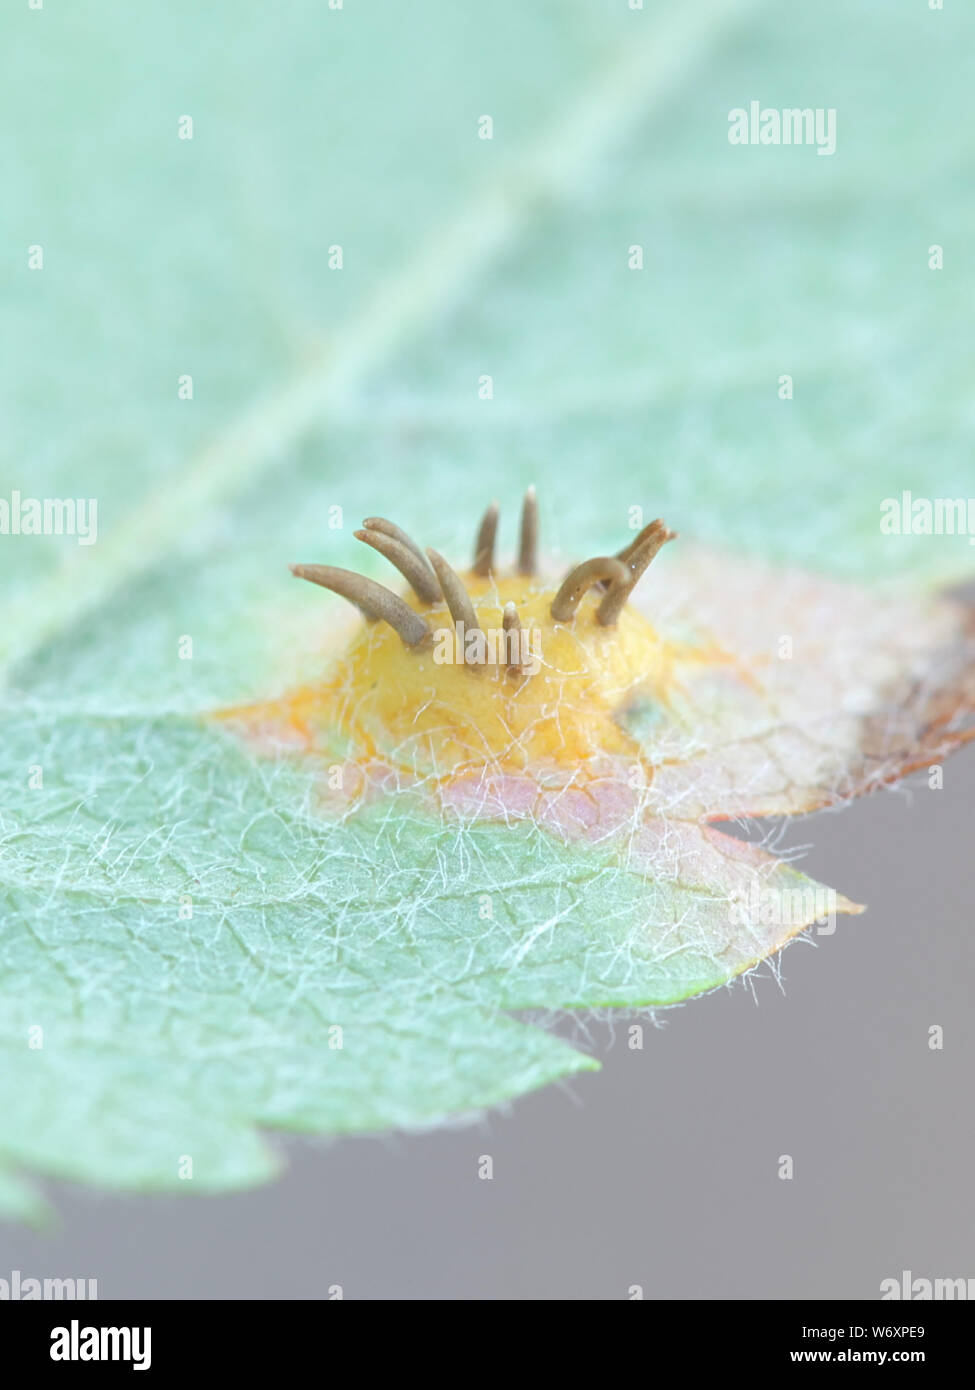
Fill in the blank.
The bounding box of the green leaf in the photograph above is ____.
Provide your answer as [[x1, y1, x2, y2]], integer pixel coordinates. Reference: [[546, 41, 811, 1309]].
[[2, 0, 973, 1216], [0, 705, 842, 1203]]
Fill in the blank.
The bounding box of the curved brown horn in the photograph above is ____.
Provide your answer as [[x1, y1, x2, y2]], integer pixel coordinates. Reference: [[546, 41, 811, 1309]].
[[426, 548, 482, 634], [355, 527, 440, 604], [550, 556, 629, 622], [597, 522, 675, 624], [290, 564, 430, 646], [361, 517, 430, 574]]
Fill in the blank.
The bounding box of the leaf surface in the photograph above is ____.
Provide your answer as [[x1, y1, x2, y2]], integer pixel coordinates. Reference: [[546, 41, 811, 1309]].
[[2, 0, 974, 1217]]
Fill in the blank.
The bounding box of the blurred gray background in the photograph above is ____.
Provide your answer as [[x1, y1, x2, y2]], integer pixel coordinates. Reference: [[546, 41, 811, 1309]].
[[3, 744, 972, 1299]]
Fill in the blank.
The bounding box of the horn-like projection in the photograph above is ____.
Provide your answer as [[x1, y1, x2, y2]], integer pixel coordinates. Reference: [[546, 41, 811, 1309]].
[[472, 501, 499, 576], [517, 485, 538, 576], [355, 526, 440, 604], [290, 564, 431, 647], [597, 521, 675, 625], [550, 556, 629, 622]]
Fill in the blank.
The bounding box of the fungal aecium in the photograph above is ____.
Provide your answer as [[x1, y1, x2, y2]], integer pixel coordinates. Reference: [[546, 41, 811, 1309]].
[[220, 487, 974, 835], [284, 490, 701, 782], [209, 486, 975, 1011]]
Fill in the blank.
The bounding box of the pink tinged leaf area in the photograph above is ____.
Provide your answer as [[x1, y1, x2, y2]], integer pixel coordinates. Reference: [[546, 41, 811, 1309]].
[[627, 544, 975, 821]]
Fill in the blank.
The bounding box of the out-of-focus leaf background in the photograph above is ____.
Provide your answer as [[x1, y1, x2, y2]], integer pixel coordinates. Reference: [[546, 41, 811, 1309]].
[[1, 0, 973, 1222], [3, 0, 974, 706]]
